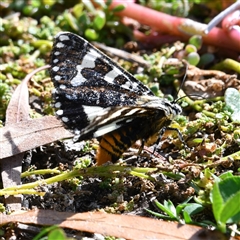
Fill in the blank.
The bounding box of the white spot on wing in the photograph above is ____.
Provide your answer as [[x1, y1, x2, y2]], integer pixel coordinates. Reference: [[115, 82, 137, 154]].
[[122, 81, 131, 89], [104, 67, 124, 84], [52, 66, 59, 72], [70, 48, 101, 86], [59, 34, 70, 41], [56, 42, 65, 48], [132, 82, 139, 91], [62, 117, 69, 122], [55, 102, 61, 108], [70, 74, 85, 86], [82, 48, 100, 68], [59, 84, 66, 89], [56, 109, 63, 115], [74, 129, 80, 135], [54, 75, 61, 81]]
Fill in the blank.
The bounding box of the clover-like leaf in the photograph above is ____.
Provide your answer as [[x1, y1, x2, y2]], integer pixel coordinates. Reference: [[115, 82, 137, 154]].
[[210, 176, 240, 233], [225, 88, 240, 123]]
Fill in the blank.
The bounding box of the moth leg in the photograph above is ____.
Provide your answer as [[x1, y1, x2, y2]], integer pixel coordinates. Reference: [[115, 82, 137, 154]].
[[153, 127, 188, 153], [153, 126, 167, 154], [137, 139, 146, 158], [166, 127, 188, 149]]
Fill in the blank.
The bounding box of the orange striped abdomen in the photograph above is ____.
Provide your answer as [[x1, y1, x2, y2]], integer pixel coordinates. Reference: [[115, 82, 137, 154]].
[[96, 127, 138, 165]]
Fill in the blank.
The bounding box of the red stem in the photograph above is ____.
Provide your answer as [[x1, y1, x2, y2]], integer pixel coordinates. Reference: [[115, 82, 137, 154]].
[[110, 1, 240, 52], [221, 10, 240, 30]]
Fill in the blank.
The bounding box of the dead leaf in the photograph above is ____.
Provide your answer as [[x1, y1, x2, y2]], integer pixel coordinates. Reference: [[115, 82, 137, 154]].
[[1, 116, 73, 159], [1, 66, 49, 211], [0, 209, 230, 240]]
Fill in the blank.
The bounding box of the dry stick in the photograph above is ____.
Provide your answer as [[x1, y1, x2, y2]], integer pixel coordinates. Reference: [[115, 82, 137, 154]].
[[1, 65, 50, 211]]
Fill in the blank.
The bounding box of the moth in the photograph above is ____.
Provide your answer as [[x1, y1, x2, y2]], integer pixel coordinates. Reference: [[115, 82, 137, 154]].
[[49, 32, 182, 165]]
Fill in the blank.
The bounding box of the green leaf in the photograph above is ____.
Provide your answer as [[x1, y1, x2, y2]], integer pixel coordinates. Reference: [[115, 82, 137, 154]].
[[176, 203, 188, 216], [186, 52, 200, 66], [183, 210, 192, 224], [72, 3, 83, 19], [220, 191, 240, 223], [93, 12, 106, 30], [105, 0, 113, 7], [219, 176, 240, 202], [145, 208, 174, 220], [43, 0, 56, 6], [85, 28, 98, 40], [184, 203, 204, 216], [211, 184, 224, 219], [219, 171, 234, 180], [82, 0, 95, 13], [48, 228, 67, 240], [63, 11, 79, 32], [154, 200, 178, 219], [188, 35, 202, 50], [211, 176, 240, 232], [164, 200, 177, 218], [79, 12, 90, 26], [33, 226, 58, 240], [225, 88, 240, 123], [185, 44, 197, 53], [199, 53, 215, 66], [112, 4, 125, 12]]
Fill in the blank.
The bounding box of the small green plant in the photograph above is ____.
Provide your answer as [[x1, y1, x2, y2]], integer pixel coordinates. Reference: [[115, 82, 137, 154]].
[[147, 173, 240, 234], [210, 174, 240, 233], [0, 81, 11, 120], [55, 1, 129, 45], [33, 225, 72, 240], [146, 197, 204, 225]]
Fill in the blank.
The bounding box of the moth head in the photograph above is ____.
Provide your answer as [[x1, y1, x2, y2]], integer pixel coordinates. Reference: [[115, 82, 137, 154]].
[[171, 102, 182, 116], [161, 100, 182, 120]]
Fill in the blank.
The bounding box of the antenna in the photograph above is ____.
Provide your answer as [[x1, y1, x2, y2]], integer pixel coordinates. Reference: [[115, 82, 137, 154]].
[[174, 61, 203, 102], [176, 60, 188, 98]]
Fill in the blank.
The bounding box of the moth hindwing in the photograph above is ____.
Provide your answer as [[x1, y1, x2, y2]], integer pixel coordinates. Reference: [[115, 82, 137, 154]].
[[50, 32, 182, 165]]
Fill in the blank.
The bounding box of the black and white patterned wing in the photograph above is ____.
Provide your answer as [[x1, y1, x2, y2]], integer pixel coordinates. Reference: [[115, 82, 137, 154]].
[[49, 32, 154, 137]]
